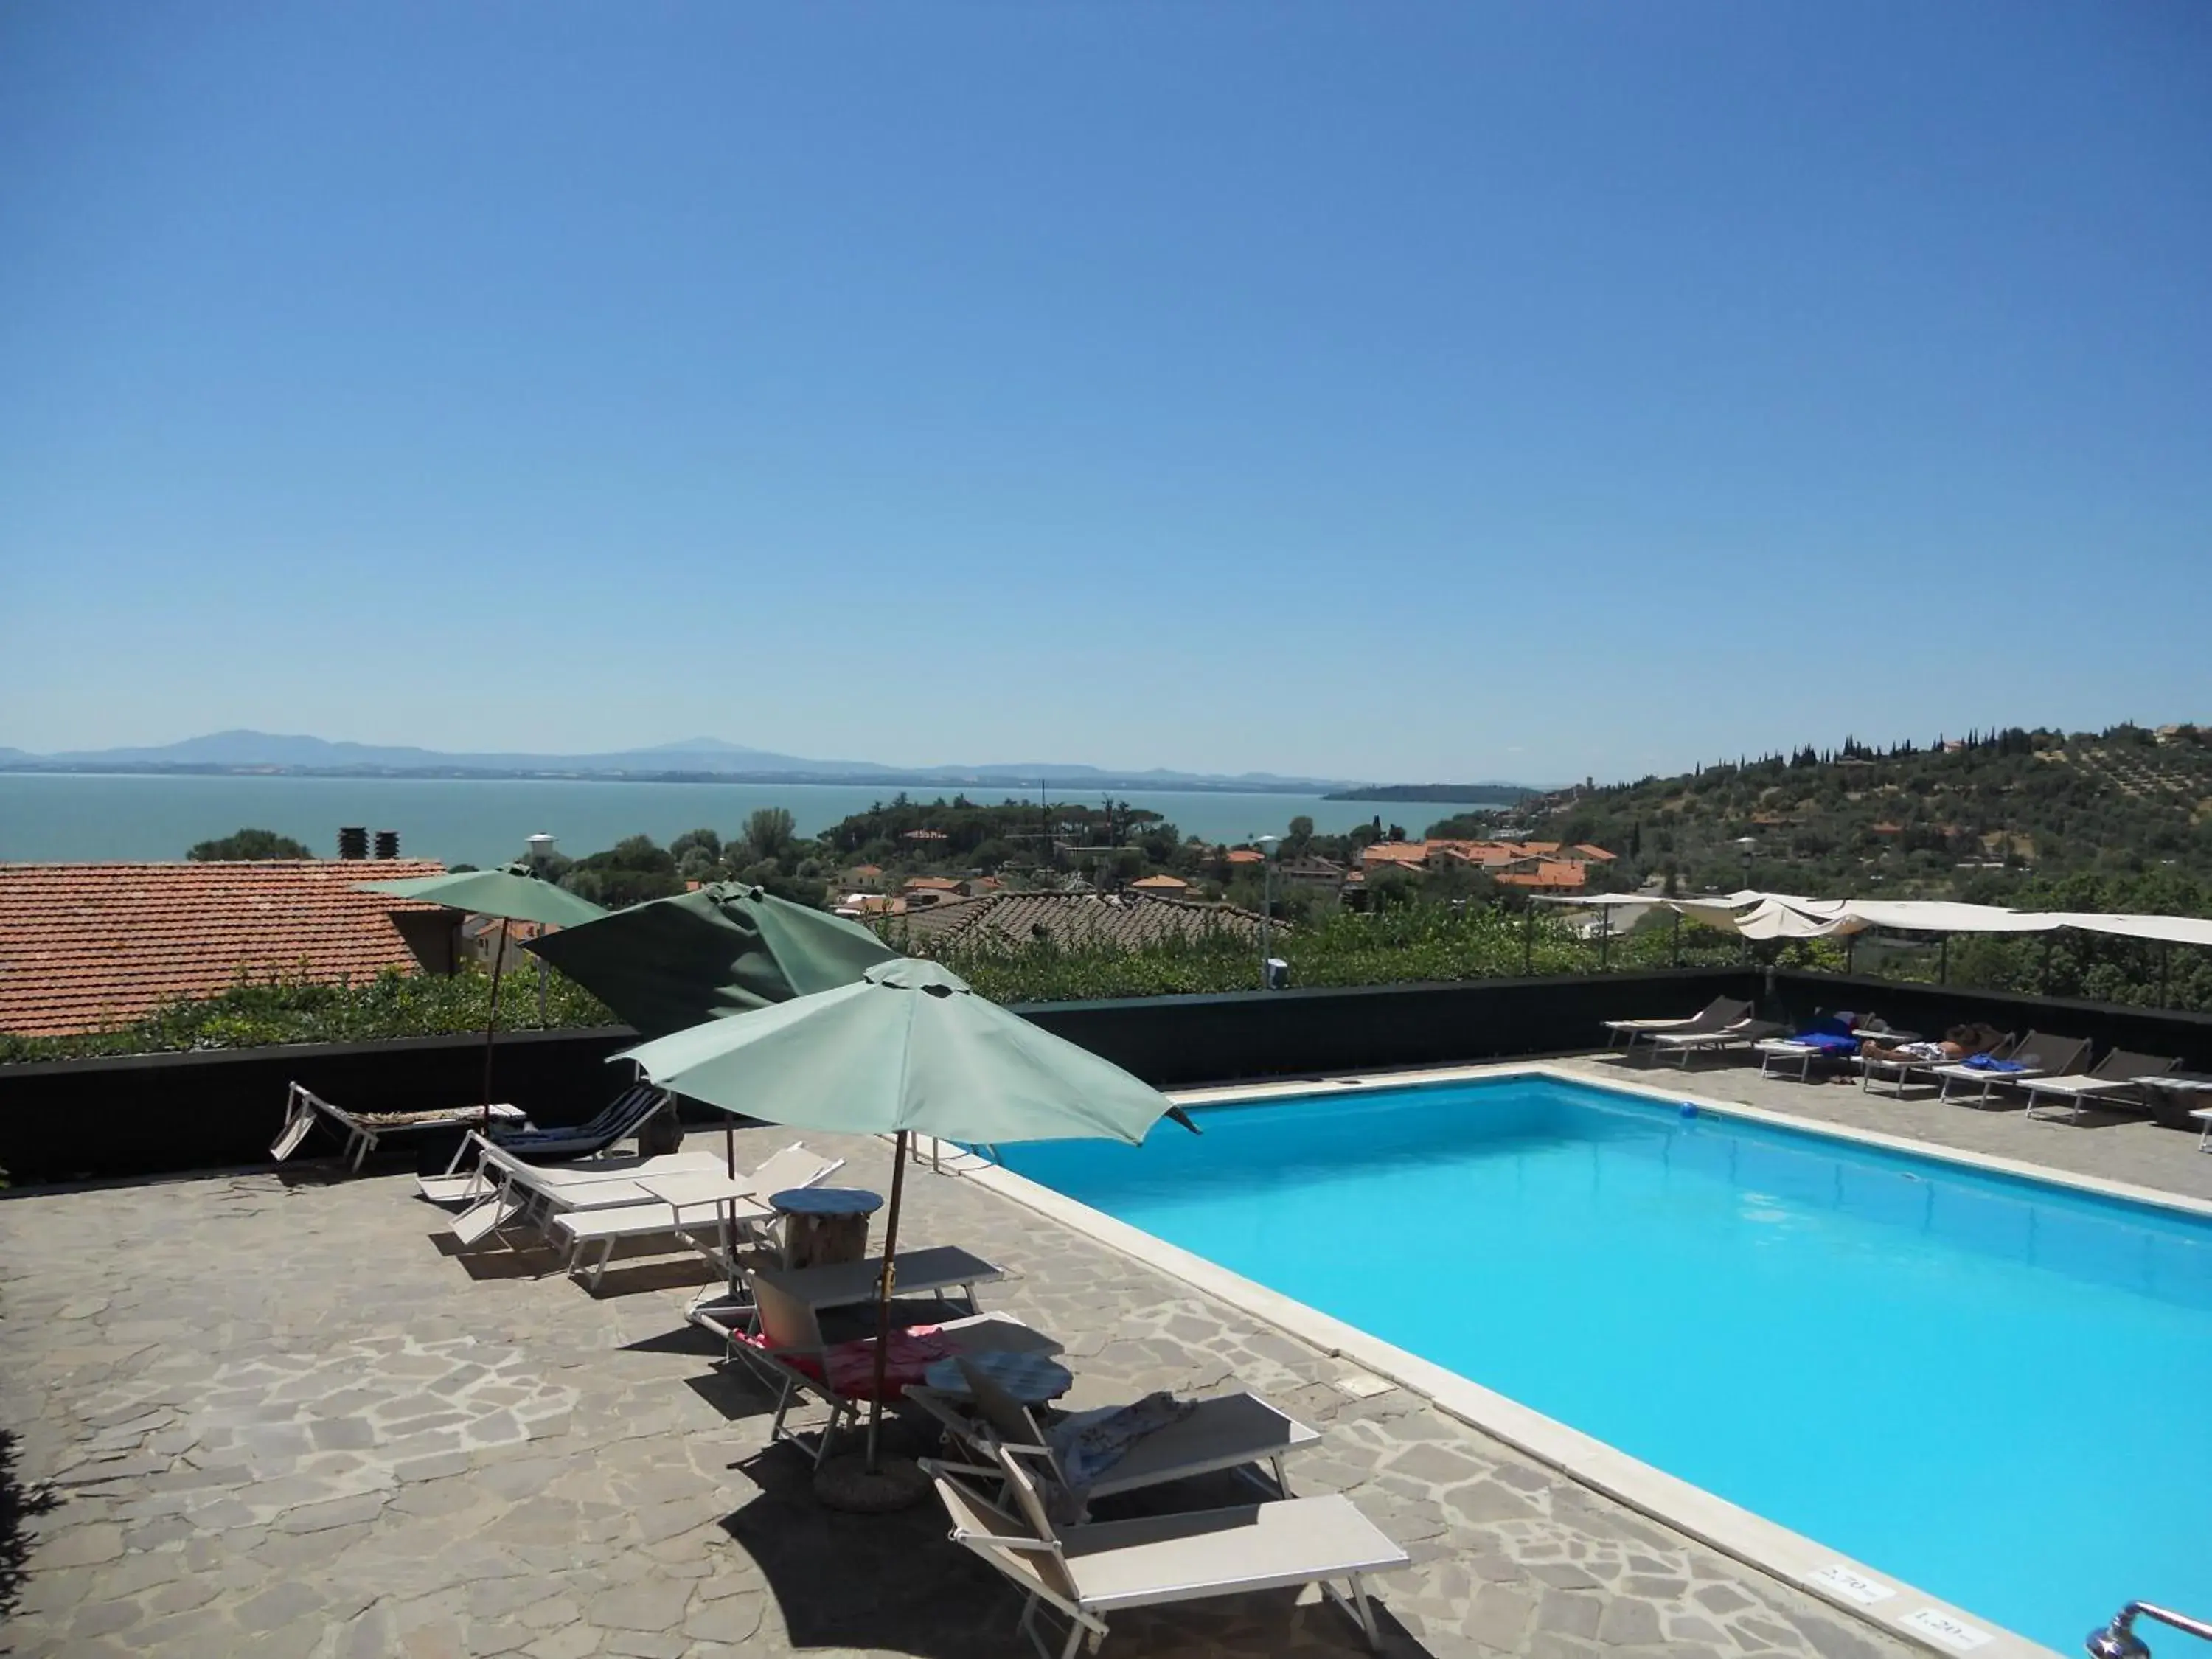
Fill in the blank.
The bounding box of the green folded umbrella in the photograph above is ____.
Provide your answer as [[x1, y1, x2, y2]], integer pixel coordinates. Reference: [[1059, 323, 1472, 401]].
[[357, 865, 610, 1122], [355, 866, 611, 930], [525, 882, 897, 1039], [615, 957, 1187, 1474]]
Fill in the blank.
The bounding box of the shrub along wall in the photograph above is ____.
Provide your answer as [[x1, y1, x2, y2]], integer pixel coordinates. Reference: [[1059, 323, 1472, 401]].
[[6, 967, 2210, 1186]]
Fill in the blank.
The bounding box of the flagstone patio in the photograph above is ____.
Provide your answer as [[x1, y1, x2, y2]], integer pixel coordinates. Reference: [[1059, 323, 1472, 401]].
[[14, 1048, 2192, 1659]]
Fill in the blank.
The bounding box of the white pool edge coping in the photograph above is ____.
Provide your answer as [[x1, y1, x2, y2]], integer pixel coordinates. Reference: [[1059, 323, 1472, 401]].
[[920, 1056, 2199, 1659]]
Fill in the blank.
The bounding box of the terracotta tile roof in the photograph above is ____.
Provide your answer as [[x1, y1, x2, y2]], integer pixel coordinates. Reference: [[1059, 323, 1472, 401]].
[[1495, 860, 1587, 891], [1360, 843, 1430, 866], [903, 876, 962, 891], [1225, 849, 1266, 865], [892, 891, 1268, 953], [1127, 874, 1190, 890], [1571, 844, 1618, 862], [0, 860, 448, 1037]]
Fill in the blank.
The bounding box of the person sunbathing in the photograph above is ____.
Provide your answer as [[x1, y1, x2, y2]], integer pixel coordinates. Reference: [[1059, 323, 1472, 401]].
[[1860, 1023, 2004, 1065]]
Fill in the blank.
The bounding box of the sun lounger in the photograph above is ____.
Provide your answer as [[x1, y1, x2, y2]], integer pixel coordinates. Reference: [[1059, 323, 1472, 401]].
[[549, 1144, 844, 1287], [1930, 1031, 2091, 1106], [414, 1084, 671, 1201], [446, 1143, 735, 1245], [2020, 1051, 2178, 1124], [274, 1081, 532, 1173], [733, 1272, 1058, 1465], [2134, 1072, 2212, 1134], [1641, 1018, 1784, 1068], [927, 1440, 1405, 1659], [1601, 997, 1750, 1051], [1857, 1032, 2014, 1098], [909, 1358, 1321, 1517]]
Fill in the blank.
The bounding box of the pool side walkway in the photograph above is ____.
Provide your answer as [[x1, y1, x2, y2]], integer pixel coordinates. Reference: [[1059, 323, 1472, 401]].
[[7, 1048, 2180, 1658], [1546, 1050, 2212, 1207]]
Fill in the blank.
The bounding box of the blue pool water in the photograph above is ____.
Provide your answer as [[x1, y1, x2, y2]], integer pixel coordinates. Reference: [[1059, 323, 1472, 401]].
[[995, 1077, 2212, 1652]]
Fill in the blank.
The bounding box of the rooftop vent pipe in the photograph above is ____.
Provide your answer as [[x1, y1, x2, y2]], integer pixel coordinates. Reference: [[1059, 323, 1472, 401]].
[[373, 830, 400, 859], [338, 827, 369, 860]]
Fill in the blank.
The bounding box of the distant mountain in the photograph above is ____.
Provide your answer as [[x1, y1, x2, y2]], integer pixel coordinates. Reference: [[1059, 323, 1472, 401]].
[[1322, 782, 1543, 804], [2, 731, 1362, 793]]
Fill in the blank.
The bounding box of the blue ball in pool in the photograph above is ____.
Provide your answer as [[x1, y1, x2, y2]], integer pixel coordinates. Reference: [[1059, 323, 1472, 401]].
[[1679, 1102, 1698, 1119]]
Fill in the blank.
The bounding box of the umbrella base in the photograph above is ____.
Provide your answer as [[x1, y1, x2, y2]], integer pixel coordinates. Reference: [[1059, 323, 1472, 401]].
[[813, 1452, 930, 1513]]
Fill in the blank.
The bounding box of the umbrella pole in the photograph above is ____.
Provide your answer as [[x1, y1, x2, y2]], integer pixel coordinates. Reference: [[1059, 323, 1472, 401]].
[[481, 918, 509, 1132], [866, 1129, 909, 1472]]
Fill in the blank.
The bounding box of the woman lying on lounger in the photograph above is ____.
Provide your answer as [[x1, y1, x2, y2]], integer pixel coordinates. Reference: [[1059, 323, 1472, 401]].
[[1860, 1023, 2004, 1065]]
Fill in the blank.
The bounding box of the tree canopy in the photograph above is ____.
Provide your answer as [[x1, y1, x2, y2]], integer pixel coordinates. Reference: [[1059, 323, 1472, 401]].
[[186, 827, 315, 861]]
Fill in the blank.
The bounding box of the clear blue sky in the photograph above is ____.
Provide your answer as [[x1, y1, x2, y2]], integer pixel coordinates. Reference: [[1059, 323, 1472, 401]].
[[3, 3, 2206, 785]]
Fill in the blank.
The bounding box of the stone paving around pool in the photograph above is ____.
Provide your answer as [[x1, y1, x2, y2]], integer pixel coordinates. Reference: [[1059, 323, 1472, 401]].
[[3, 1068, 2115, 1659], [1551, 1050, 2212, 1206]]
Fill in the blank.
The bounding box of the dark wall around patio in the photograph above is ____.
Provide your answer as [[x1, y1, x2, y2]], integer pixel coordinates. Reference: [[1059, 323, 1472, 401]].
[[1012, 967, 1759, 1087], [0, 1028, 641, 1187], [0, 970, 1754, 1184], [7, 965, 2211, 1185]]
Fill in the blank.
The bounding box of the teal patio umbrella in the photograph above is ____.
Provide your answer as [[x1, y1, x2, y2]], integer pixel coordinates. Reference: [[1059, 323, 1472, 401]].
[[526, 883, 897, 1039], [357, 865, 608, 1121], [615, 957, 1190, 1473], [529, 883, 901, 1175]]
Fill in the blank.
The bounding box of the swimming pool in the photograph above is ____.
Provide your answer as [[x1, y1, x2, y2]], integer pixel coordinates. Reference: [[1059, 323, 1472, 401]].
[[992, 1074, 2212, 1653]]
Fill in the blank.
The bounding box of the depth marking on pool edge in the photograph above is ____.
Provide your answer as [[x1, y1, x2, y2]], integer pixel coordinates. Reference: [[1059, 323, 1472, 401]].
[[1811, 1563, 1897, 1605], [1901, 1607, 1995, 1651]]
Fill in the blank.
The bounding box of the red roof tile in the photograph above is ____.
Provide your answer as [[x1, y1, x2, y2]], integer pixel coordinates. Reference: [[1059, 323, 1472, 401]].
[[0, 860, 448, 1037], [1495, 860, 1587, 891]]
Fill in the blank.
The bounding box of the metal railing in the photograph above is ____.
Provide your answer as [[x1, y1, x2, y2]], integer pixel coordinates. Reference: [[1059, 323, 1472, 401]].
[[2087, 1602, 2212, 1657]]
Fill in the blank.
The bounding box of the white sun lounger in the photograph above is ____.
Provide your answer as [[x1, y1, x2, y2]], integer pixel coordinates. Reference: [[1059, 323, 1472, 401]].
[[447, 1144, 735, 1246], [1641, 1019, 1784, 1068], [274, 1081, 529, 1173], [549, 1144, 844, 1288], [909, 1357, 1321, 1516], [2020, 1050, 2177, 1124], [928, 1440, 1405, 1659], [417, 1139, 726, 1207], [1931, 1031, 2091, 1106], [1601, 997, 1750, 1052]]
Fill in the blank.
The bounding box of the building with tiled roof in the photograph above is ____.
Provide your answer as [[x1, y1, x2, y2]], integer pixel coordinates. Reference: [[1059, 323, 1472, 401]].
[[1569, 844, 1618, 863], [1495, 860, 1588, 892], [889, 891, 1269, 954], [0, 860, 452, 1037], [1224, 848, 1267, 866], [1360, 842, 1430, 868], [1127, 874, 1191, 894]]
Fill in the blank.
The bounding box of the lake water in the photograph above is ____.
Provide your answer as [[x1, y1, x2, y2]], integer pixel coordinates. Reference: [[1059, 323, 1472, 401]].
[[0, 773, 1409, 866]]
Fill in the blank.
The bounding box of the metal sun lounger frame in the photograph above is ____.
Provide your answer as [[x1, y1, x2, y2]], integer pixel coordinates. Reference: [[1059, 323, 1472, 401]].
[[908, 1357, 1321, 1518], [445, 1143, 740, 1245], [549, 1144, 844, 1289], [732, 1268, 1057, 1467], [927, 1440, 1405, 1659], [1601, 997, 1750, 1054], [2018, 1050, 2177, 1124], [1639, 1019, 1784, 1068], [415, 1084, 671, 1201], [274, 1081, 530, 1173], [1930, 1031, 2093, 1107], [1857, 1032, 2017, 1098]]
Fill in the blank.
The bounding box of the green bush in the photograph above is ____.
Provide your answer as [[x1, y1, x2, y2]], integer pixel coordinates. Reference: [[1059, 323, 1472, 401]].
[[0, 964, 617, 1065]]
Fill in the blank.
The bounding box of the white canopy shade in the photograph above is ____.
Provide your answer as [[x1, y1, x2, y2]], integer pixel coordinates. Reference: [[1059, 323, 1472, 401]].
[[1534, 889, 2208, 947]]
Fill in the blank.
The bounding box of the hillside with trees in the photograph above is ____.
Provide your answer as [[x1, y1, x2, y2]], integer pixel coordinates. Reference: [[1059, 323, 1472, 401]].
[[1459, 723, 2212, 902]]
